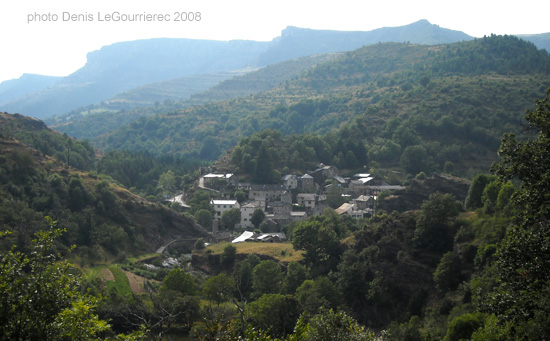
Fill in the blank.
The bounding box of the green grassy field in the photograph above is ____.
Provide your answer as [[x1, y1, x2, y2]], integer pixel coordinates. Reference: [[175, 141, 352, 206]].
[[106, 265, 133, 296], [196, 241, 303, 263]]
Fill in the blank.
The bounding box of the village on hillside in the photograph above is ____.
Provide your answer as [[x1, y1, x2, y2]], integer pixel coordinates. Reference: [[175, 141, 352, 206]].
[[195, 164, 404, 243]]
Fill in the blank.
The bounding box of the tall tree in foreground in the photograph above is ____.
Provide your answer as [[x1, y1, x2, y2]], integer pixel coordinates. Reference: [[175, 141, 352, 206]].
[[492, 88, 550, 225], [482, 88, 550, 338]]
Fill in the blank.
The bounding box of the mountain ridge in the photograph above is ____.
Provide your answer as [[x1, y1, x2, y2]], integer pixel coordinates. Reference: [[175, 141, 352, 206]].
[[0, 38, 270, 118], [0, 73, 62, 105], [1, 20, 474, 119], [255, 20, 473, 66], [4, 21, 549, 120]]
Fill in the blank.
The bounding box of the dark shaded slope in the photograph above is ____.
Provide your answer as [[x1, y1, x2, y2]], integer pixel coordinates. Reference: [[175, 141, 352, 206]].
[[0, 112, 211, 262]]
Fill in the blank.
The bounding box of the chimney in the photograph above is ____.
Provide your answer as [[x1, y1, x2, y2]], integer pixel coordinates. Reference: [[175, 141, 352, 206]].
[[212, 219, 218, 234]]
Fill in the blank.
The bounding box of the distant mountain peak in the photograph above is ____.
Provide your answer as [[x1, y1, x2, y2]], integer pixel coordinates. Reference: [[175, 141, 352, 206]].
[[281, 20, 437, 36], [411, 19, 431, 25]]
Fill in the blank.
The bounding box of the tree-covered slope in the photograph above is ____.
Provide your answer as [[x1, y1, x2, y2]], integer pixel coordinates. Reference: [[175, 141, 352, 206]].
[[103, 71, 246, 108], [94, 35, 550, 178], [186, 53, 340, 104], [46, 54, 339, 141], [0, 112, 210, 264]]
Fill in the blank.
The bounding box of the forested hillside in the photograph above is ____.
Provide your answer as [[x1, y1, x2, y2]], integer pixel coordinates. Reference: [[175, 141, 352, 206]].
[[46, 53, 339, 141], [93, 35, 549, 179], [103, 71, 247, 109], [0, 112, 210, 264]]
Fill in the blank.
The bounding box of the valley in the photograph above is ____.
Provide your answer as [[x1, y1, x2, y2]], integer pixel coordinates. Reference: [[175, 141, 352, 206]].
[[1, 23, 550, 340]]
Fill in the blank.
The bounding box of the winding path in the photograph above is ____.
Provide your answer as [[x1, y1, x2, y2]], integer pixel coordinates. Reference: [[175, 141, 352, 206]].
[[156, 238, 199, 253]]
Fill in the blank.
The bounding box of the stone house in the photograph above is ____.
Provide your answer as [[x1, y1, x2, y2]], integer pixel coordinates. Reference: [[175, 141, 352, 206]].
[[282, 174, 298, 190], [297, 193, 327, 208], [297, 193, 316, 209], [248, 184, 287, 203], [203, 173, 237, 186], [298, 174, 315, 192], [211, 199, 240, 221], [332, 176, 348, 186], [335, 202, 369, 219], [354, 195, 376, 211], [290, 211, 308, 222], [335, 202, 354, 215], [347, 177, 375, 196], [240, 202, 262, 229], [310, 164, 339, 185], [352, 173, 372, 180], [297, 193, 328, 216], [267, 201, 293, 218]]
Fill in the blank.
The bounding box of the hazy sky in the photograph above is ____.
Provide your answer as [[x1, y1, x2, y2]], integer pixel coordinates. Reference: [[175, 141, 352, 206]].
[[1, 0, 548, 83]]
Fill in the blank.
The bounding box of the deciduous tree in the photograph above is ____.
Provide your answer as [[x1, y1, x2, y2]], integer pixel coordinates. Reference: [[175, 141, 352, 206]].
[[194, 209, 213, 230], [221, 244, 237, 269], [465, 173, 494, 210], [292, 220, 340, 267], [251, 208, 265, 229], [482, 88, 550, 338], [413, 192, 460, 252], [202, 273, 235, 305], [252, 260, 283, 298], [247, 294, 299, 338], [0, 219, 141, 340], [160, 268, 197, 296], [220, 208, 240, 230], [433, 252, 462, 292], [305, 308, 375, 341]]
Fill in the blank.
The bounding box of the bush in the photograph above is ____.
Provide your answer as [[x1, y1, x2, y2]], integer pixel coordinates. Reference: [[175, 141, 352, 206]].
[[194, 238, 205, 250], [444, 313, 485, 341], [434, 252, 463, 292], [415, 171, 427, 180]]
